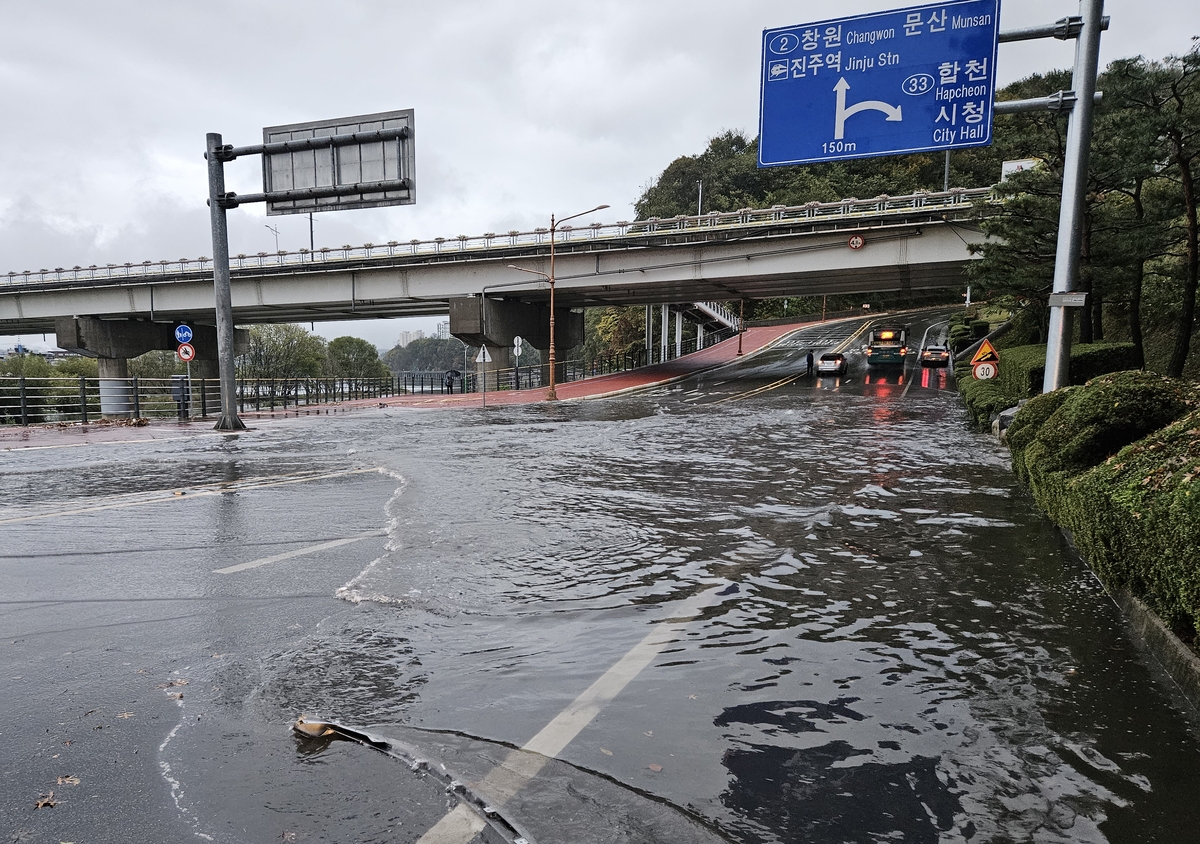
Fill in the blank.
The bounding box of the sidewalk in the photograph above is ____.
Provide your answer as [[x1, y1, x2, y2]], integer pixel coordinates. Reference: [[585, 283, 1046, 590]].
[[0, 323, 810, 449], [383, 323, 803, 410]]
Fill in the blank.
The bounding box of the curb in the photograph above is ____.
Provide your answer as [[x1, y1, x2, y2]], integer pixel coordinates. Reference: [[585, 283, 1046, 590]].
[[1114, 588, 1200, 711]]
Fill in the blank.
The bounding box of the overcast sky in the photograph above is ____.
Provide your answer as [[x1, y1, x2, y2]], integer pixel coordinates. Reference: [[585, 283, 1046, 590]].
[[2, 0, 1196, 352]]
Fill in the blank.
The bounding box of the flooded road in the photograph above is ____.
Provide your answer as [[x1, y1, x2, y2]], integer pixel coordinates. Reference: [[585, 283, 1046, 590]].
[[4, 312, 1200, 843]]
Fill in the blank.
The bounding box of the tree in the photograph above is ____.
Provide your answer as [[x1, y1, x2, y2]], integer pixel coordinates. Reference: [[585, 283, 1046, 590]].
[[635, 129, 1007, 221], [1109, 48, 1200, 377], [382, 337, 468, 373], [52, 356, 98, 378], [238, 324, 327, 380], [129, 350, 185, 379], [0, 353, 53, 378], [576, 307, 647, 365], [328, 336, 390, 380]]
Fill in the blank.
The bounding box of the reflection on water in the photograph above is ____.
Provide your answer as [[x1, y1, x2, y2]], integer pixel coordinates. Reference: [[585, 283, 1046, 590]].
[[40, 343, 1190, 843], [300, 370, 1200, 843]]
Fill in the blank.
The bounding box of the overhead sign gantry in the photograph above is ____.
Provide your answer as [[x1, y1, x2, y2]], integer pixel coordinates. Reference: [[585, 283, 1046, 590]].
[[204, 109, 415, 430]]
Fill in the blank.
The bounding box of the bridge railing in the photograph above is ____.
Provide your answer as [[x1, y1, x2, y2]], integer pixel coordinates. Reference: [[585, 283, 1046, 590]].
[[1, 188, 993, 289]]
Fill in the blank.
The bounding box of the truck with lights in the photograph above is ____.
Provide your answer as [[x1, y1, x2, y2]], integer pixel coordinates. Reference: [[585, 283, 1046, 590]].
[[864, 325, 909, 366]]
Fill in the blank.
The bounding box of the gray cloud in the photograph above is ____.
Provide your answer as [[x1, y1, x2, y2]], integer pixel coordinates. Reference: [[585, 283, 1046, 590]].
[[3, 0, 1195, 350]]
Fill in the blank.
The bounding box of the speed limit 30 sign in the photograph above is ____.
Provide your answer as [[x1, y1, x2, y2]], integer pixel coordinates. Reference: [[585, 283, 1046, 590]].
[[972, 361, 997, 380]]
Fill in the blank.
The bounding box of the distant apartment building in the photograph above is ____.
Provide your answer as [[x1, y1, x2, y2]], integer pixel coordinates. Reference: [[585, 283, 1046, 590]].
[[436, 321, 450, 340], [395, 329, 426, 348]]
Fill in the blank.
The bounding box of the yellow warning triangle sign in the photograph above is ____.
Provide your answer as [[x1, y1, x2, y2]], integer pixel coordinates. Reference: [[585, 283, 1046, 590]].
[[971, 339, 1000, 365]]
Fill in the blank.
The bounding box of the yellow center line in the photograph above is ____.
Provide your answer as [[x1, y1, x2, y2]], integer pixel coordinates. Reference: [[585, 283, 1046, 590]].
[[0, 467, 385, 525], [712, 373, 801, 404]]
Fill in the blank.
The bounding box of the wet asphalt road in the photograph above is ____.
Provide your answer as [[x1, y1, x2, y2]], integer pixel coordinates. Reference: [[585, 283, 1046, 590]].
[[4, 311, 1200, 844]]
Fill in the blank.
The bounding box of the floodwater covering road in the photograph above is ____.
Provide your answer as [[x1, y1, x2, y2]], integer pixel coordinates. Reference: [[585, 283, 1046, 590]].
[[3, 312, 1200, 843]]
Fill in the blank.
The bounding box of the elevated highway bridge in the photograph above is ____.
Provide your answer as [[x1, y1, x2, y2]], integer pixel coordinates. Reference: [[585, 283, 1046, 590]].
[[2, 187, 988, 329], [0, 188, 989, 394]]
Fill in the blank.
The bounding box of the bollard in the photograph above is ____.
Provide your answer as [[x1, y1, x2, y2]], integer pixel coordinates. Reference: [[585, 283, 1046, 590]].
[[19, 376, 28, 426], [132, 377, 140, 419], [79, 376, 88, 423]]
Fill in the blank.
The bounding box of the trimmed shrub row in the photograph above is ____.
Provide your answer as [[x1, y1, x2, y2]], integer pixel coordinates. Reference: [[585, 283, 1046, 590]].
[[956, 342, 1139, 427], [1008, 371, 1200, 637]]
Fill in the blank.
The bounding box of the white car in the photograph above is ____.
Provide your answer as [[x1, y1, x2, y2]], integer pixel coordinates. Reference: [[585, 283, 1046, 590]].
[[816, 353, 847, 375]]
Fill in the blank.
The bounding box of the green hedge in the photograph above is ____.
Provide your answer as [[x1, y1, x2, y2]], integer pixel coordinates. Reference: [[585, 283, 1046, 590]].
[[955, 342, 1140, 427], [1008, 371, 1200, 637]]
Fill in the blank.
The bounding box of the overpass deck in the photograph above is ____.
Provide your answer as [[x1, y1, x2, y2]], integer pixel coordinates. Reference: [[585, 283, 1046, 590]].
[[3, 189, 990, 292], [1, 190, 992, 334]]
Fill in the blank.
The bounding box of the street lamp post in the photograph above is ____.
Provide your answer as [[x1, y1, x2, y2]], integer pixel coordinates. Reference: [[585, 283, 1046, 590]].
[[546, 204, 608, 400]]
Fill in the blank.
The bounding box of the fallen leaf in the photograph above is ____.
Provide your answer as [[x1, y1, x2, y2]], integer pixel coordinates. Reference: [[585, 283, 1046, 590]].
[[599, 748, 613, 756], [56, 776, 80, 786], [648, 763, 663, 772], [35, 792, 57, 809], [168, 693, 183, 700], [688, 694, 698, 700], [116, 712, 135, 719], [62, 740, 73, 746], [157, 679, 189, 689], [643, 731, 653, 737]]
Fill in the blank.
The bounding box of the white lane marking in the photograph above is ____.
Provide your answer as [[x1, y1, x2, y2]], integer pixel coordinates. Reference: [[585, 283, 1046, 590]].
[[0, 468, 384, 525], [212, 531, 384, 574], [902, 320, 948, 399], [414, 590, 717, 844]]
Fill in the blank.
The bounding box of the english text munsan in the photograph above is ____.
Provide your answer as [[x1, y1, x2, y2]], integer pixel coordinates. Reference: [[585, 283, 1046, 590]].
[[952, 13, 992, 28]]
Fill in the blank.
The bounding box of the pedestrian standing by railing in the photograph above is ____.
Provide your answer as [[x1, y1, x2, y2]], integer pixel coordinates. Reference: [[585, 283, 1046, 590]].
[[806, 351, 814, 376]]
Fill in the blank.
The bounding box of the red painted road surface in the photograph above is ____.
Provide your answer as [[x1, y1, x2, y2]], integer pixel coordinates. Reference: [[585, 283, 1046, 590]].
[[0, 322, 815, 450]]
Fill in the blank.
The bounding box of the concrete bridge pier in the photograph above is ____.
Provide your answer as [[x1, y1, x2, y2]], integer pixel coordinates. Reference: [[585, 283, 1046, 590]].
[[56, 316, 247, 419], [448, 295, 582, 356], [97, 357, 134, 418]]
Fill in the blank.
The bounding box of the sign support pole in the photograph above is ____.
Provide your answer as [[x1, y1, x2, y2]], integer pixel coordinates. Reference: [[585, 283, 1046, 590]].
[[1042, 0, 1104, 393], [206, 132, 246, 430]]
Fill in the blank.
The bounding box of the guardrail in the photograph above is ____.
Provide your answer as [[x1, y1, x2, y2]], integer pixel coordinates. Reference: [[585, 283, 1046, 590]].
[[1, 188, 992, 289]]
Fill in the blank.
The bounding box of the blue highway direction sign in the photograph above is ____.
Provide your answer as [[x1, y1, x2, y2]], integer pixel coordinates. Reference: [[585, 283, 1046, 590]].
[[759, 0, 1000, 167]]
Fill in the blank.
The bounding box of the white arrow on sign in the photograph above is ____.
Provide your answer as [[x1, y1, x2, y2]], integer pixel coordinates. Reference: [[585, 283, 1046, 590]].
[[833, 78, 903, 141], [475, 346, 492, 364]]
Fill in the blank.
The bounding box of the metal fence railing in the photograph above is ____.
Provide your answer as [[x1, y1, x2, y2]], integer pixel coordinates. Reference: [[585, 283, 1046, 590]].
[[0, 376, 398, 425], [2, 325, 744, 425], [235, 377, 396, 412]]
